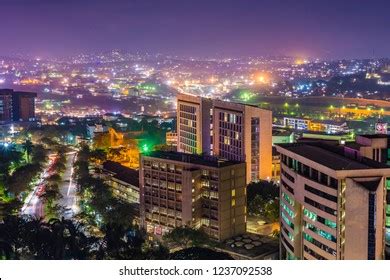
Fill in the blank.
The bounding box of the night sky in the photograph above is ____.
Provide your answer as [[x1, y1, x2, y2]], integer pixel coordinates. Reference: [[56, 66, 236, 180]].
[[1, 0, 390, 59]]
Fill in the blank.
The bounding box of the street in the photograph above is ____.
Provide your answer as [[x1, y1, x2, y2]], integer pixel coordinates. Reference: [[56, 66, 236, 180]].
[[59, 151, 79, 219], [21, 151, 79, 219], [21, 154, 57, 217]]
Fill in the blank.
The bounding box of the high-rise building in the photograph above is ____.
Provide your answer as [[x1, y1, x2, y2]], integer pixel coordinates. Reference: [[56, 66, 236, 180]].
[[140, 151, 246, 241], [12, 91, 37, 122], [0, 89, 37, 122], [276, 141, 390, 260], [0, 90, 13, 123], [177, 93, 272, 183], [177, 94, 212, 154], [212, 99, 272, 182]]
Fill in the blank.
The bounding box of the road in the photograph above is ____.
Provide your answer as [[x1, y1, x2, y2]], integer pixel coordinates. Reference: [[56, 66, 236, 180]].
[[21, 151, 79, 219], [21, 154, 57, 217], [59, 151, 79, 219]]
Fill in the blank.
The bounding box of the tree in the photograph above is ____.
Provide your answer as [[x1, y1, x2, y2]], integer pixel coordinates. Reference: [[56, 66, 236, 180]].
[[46, 174, 62, 184], [169, 247, 233, 260], [247, 180, 279, 204], [90, 149, 107, 164], [31, 145, 47, 166], [7, 163, 42, 196], [264, 199, 279, 223], [0, 216, 97, 260], [163, 226, 212, 249], [40, 184, 63, 219], [22, 139, 33, 163], [248, 195, 266, 216]]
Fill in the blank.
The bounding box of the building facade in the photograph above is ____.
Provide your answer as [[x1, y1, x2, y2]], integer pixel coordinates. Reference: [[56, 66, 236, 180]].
[[0, 89, 37, 122], [140, 151, 246, 241], [11, 91, 37, 122], [177, 93, 272, 183], [177, 94, 212, 154], [100, 161, 140, 205], [166, 131, 178, 147], [276, 142, 390, 260], [0, 91, 13, 123]]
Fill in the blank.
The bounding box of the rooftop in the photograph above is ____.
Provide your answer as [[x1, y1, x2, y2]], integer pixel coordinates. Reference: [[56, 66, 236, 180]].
[[102, 161, 139, 187], [357, 134, 390, 139], [272, 129, 293, 137], [276, 142, 390, 171], [142, 151, 243, 168], [218, 233, 279, 260]]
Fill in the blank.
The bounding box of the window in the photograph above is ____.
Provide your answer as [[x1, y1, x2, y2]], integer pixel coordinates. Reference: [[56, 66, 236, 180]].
[[281, 201, 295, 218], [368, 193, 376, 260], [282, 192, 294, 206], [281, 212, 294, 229], [304, 184, 337, 203], [303, 233, 336, 256], [281, 179, 295, 194], [305, 221, 336, 243], [303, 208, 337, 229], [305, 197, 337, 216]]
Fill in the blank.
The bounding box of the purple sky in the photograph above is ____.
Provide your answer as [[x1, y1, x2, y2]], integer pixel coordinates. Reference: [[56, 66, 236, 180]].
[[1, 0, 390, 59]]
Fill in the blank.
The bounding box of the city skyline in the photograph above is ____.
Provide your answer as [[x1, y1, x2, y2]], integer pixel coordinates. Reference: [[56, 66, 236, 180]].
[[1, 0, 390, 59], [1, 0, 390, 263]]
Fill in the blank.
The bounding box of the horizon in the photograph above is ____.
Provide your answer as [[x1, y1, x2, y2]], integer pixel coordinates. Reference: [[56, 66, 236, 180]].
[[1, 0, 390, 60]]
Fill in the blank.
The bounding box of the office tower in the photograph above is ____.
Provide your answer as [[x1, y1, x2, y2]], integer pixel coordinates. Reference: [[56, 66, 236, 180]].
[[0, 89, 37, 122], [12, 91, 37, 122], [0, 90, 13, 123], [212, 99, 272, 182], [140, 151, 246, 241], [177, 94, 212, 154], [276, 142, 390, 260], [177, 93, 272, 183]]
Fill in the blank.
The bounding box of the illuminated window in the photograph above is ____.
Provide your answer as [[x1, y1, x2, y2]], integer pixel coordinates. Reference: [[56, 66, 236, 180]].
[[282, 192, 294, 206], [281, 201, 295, 218], [281, 212, 294, 229], [231, 199, 236, 207], [231, 189, 236, 197], [305, 222, 336, 242]]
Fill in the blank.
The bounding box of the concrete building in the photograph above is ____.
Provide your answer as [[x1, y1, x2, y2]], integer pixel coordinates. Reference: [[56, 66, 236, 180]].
[[310, 120, 349, 134], [276, 141, 390, 260], [166, 131, 178, 147], [11, 90, 37, 122], [0, 90, 13, 123], [283, 117, 311, 130], [0, 89, 37, 123], [177, 93, 272, 183], [177, 94, 212, 154], [140, 151, 246, 241], [272, 147, 281, 182], [272, 129, 294, 145], [86, 123, 108, 140], [100, 161, 140, 205], [344, 134, 390, 165]]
